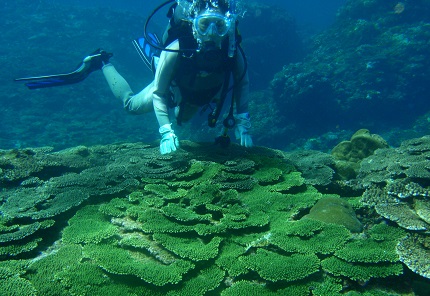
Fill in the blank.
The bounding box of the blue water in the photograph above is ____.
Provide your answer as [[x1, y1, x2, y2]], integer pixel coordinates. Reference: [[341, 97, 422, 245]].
[[50, 0, 346, 30], [1, 0, 428, 152]]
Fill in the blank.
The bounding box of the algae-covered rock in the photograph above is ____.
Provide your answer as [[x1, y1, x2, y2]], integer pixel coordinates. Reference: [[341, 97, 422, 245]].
[[332, 129, 389, 162], [332, 129, 389, 179], [302, 196, 363, 232]]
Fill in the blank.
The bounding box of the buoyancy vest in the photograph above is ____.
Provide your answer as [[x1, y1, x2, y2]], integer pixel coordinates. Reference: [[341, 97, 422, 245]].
[[165, 3, 238, 125]]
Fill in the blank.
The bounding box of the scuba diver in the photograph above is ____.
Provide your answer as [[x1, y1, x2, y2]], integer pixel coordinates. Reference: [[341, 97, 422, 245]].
[[15, 0, 253, 154]]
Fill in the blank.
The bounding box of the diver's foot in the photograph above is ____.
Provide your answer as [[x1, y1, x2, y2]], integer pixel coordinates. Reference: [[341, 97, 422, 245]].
[[83, 49, 113, 72]]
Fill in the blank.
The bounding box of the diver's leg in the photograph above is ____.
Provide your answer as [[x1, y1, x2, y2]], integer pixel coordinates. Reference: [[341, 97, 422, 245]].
[[102, 64, 153, 114]]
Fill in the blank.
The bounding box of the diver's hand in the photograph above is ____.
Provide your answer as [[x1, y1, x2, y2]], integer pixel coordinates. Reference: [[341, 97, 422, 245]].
[[83, 49, 113, 72], [234, 113, 253, 148], [159, 124, 180, 154]]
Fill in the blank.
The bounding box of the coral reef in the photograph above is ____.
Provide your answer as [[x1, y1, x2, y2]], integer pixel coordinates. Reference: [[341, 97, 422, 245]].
[[302, 196, 363, 232], [353, 136, 430, 280], [284, 149, 336, 186], [0, 142, 182, 260], [332, 129, 389, 179], [396, 234, 430, 279], [1, 140, 425, 294], [270, 0, 430, 147], [358, 135, 430, 231]]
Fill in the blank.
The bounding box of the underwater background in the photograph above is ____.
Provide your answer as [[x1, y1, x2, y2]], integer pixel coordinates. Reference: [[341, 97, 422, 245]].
[[2, 0, 351, 151], [1, 0, 430, 295]]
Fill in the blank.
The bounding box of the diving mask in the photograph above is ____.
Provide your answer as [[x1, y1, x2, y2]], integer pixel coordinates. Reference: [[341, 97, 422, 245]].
[[193, 12, 232, 37]]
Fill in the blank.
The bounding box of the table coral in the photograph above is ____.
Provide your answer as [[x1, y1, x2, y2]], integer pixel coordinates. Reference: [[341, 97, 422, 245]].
[[321, 257, 404, 282], [0, 141, 424, 294], [396, 234, 430, 279], [285, 149, 336, 186], [239, 249, 320, 282]]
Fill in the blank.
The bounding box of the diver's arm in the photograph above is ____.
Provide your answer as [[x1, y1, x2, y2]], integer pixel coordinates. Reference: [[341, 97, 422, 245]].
[[232, 49, 253, 147], [232, 48, 250, 114], [152, 41, 180, 154], [152, 41, 179, 127]]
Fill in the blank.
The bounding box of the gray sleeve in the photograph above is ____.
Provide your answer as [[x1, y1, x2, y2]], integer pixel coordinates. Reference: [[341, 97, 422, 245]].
[[152, 41, 179, 127], [233, 49, 250, 114]]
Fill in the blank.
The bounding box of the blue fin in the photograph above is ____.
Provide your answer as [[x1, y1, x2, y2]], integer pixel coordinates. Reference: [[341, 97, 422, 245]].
[[15, 49, 112, 89], [14, 62, 90, 89], [132, 33, 162, 74]]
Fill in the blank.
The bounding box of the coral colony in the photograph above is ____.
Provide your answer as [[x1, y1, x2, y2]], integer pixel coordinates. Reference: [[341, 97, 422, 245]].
[[1, 135, 429, 294]]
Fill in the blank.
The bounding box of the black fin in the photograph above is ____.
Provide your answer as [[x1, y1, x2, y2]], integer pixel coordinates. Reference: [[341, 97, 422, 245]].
[[14, 49, 112, 89]]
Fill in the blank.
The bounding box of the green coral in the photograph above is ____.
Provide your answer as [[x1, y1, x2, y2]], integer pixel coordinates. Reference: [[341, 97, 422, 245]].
[[334, 239, 399, 263], [253, 167, 283, 184], [0, 238, 42, 257], [0, 276, 37, 296], [160, 203, 212, 222], [311, 276, 343, 296], [153, 233, 223, 261], [0, 140, 421, 294], [135, 207, 194, 234], [239, 249, 320, 282], [166, 266, 225, 296], [221, 280, 278, 296], [55, 262, 111, 295], [269, 171, 305, 192], [368, 223, 406, 241], [215, 242, 249, 277], [63, 205, 118, 244], [144, 183, 187, 200], [83, 243, 194, 286], [321, 257, 403, 282], [271, 220, 351, 255], [0, 222, 42, 243], [25, 244, 83, 296], [0, 260, 35, 296], [99, 197, 130, 217]]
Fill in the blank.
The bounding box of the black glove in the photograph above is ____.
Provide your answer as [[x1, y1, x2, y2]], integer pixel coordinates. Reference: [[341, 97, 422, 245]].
[[83, 49, 113, 72]]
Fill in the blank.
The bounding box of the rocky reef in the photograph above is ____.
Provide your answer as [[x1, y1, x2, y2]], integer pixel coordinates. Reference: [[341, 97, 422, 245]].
[[268, 0, 430, 148], [1, 138, 429, 295]]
